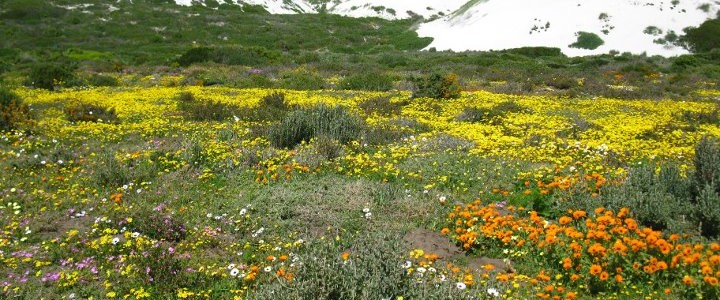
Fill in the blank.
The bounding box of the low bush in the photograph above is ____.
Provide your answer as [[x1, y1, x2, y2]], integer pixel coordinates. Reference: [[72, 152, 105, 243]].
[[268, 104, 362, 148], [339, 72, 394, 91], [411, 73, 461, 99], [0, 86, 30, 131], [569, 31, 604, 50], [278, 71, 326, 90], [176, 91, 239, 122], [26, 63, 76, 90], [64, 103, 119, 123]]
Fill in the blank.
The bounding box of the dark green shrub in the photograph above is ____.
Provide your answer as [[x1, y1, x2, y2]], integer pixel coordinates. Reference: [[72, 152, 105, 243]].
[[1, 0, 66, 19], [694, 136, 720, 196], [680, 17, 720, 53], [211, 46, 281, 66], [260, 92, 287, 109], [269, 104, 362, 148], [87, 74, 118, 87], [0, 87, 30, 131], [64, 103, 119, 123], [502, 47, 564, 58], [177, 47, 214, 67], [339, 72, 394, 91], [411, 73, 461, 99], [26, 63, 76, 90], [176, 91, 238, 122], [569, 32, 604, 50], [696, 184, 720, 237], [279, 71, 326, 90]]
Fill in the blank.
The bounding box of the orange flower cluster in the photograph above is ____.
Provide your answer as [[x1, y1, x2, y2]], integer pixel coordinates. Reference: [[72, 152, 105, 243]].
[[442, 202, 720, 296], [522, 172, 608, 197]]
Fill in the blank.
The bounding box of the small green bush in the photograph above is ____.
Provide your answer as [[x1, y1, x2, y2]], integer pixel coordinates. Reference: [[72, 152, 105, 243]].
[[411, 73, 461, 99], [279, 71, 326, 90], [177, 47, 214, 67], [339, 72, 394, 91], [26, 63, 76, 90], [680, 17, 720, 53], [176, 91, 238, 122], [0, 87, 30, 131], [64, 103, 119, 123], [269, 104, 362, 148], [569, 32, 605, 50], [87, 74, 118, 87]]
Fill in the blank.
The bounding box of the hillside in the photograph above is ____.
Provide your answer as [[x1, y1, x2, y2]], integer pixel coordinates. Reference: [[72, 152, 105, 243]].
[[175, 0, 720, 56]]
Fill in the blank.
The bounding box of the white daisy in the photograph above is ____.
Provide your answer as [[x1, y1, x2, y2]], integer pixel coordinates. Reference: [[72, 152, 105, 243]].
[[263, 266, 272, 272], [111, 237, 120, 245], [456, 282, 466, 290], [487, 288, 500, 297], [230, 268, 240, 277]]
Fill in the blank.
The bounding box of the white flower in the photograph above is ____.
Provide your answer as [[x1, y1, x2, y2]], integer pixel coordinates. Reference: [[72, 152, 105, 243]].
[[57, 160, 64, 164], [437, 274, 447, 282], [227, 263, 236, 270], [263, 266, 272, 272], [364, 212, 372, 219], [239, 208, 247, 215], [402, 261, 412, 269], [362, 207, 370, 213], [428, 267, 436, 273], [230, 268, 240, 277], [439, 196, 447, 204], [40, 160, 46, 165], [417, 267, 427, 273], [456, 282, 466, 290], [131, 232, 140, 238], [111, 237, 120, 245], [487, 288, 500, 297]]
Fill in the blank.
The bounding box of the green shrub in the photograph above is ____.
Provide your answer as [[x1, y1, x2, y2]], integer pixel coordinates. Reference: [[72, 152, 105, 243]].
[[411, 73, 461, 99], [269, 104, 362, 148], [0, 87, 30, 131], [279, 71, 326, 90], [680, 17, 720, 53], [176, 91, 238, 122], [569, 32, 605, 50], [260, 92, 287, 110], [693, 135, 720, 195], [87, 74, 118, 87], [177, 47, 214, 67], [26, 63, 76, 90], [211, 46, 281, 66], [64, 103, 119, 123], [251, 233, 475, 300], [339, 72, 394, 91]]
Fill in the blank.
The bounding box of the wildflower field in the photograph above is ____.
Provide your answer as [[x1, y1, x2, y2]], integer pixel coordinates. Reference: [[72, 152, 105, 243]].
[[2, 81, 720, 299]]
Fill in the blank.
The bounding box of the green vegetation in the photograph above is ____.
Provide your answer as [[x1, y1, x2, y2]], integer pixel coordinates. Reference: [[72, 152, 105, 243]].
[[569, 31, 605, 50], [680, 17, 720, 53]]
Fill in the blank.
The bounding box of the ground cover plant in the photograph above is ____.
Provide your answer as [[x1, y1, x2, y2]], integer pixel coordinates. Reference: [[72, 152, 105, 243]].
[[1, 0, 720, 299], [0, 81, 719, 299]]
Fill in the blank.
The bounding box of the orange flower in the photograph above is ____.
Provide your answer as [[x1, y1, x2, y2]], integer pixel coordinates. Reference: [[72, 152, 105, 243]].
[[566, 292, 577, 300], [341, 252, 350, 261], [664, 288, 672, 295], [704, 276, 719, 286], [599, 272, 609, 281], [441, 228, 450, 235], [590, 264, 602, 276], [572, 210, 586, 220], [682, 275, 694, 285], [559, 216, 572, 225], [615, 274, 623, 283]]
